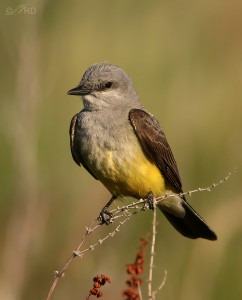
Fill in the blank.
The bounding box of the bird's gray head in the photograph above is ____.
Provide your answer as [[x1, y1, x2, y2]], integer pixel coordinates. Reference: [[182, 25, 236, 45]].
[[67, 63, 141, 111]]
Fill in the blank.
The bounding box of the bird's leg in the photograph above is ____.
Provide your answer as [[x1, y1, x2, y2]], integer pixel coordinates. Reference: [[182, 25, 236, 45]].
[[99, 195, 117, 224], [146, 192, 155, 210]]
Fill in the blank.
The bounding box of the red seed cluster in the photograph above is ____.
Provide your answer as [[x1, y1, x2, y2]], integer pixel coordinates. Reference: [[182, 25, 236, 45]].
[[88, 274, 111, 299], [122, 238, 148, 300]]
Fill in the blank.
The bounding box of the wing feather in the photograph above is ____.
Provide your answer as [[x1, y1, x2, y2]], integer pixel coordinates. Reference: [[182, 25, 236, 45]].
[[129, 108, 183, 193]]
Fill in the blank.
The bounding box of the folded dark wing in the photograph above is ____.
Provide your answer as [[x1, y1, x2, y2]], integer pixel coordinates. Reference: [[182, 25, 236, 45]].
[[129, 108, 183, 193]]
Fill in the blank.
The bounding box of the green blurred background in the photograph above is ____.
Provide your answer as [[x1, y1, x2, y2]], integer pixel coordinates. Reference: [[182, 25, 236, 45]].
[[1, 0, 242, 299]]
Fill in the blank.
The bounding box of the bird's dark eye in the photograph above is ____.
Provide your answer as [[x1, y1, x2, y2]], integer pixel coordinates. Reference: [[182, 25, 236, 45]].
[[104, 82, 113, 89]]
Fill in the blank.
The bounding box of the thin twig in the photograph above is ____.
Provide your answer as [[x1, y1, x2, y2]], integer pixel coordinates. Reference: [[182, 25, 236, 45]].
[[45, 219, 130, 300], [109, 167, 237, 216], [148, 198, 157, 300], [152, 270, 167, 299]]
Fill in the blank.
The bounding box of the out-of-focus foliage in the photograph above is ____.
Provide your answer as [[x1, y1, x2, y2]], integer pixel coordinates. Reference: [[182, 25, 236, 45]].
[[0, 0, 242, 299]]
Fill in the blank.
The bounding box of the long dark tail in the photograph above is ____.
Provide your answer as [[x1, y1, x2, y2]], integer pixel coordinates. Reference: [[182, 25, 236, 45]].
[[159, 199, 217, 240]]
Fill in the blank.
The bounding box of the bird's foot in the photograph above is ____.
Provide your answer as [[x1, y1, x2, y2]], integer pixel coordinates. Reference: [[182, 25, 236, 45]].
[[98, 196, 116, 224], [146, 192, 155, 210], [98, 209, 114, 225]]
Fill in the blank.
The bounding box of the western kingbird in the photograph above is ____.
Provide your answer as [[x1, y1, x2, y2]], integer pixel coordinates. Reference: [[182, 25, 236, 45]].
[[67, 63, 217, 241]]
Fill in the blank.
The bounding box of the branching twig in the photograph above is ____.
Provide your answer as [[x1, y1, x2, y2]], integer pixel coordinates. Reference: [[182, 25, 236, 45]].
[[45, 219, 129, 300], [152, 270, 167, 299], [107, 167, 237, 218], [45, 168, 235, 300]]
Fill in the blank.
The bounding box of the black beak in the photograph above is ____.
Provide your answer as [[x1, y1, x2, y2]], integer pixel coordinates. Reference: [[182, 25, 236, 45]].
[[67, 85, 92, 96]]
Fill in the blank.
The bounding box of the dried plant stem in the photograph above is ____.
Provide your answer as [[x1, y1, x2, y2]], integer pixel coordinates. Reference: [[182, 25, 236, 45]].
[[148, 199, 157, 300], [46, 219, 131, 300], [153, 270, 167, 298], [45, 221, 99, 300]]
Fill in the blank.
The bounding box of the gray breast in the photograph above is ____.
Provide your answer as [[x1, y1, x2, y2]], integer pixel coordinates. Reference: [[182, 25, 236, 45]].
[[75, 109, 138, 174]]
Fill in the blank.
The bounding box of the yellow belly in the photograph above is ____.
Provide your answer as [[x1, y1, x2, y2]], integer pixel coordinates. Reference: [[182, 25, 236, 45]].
[[98, 149, 165, 199]]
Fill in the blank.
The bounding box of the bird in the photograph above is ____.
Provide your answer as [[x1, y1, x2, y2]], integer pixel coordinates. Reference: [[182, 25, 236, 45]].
[[67, 62, 217, 241]]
